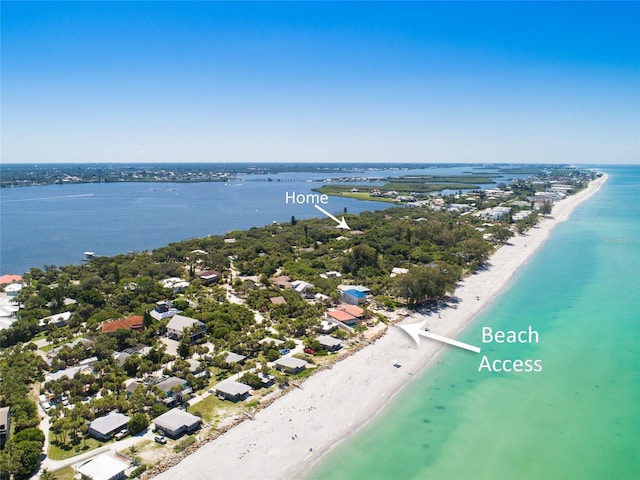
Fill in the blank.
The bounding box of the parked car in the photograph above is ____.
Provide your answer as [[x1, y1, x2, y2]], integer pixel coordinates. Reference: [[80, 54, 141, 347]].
[[280, 348, 290, 355], [304, 347, 315, 354], [155, 435, 167, 444]]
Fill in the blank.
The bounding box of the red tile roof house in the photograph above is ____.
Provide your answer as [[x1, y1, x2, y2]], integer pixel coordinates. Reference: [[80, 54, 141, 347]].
[[0, 274, 22, 286], [101, 316, 144, 333], [326, 304, 366, 327]]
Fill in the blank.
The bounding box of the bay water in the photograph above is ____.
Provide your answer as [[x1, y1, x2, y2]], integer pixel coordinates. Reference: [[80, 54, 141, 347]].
[[310, 165, 640, 480], [0, 164, 503, 275]]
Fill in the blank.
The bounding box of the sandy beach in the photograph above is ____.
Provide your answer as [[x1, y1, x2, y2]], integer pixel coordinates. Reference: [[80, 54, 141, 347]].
[[152, 174, 607, 480]]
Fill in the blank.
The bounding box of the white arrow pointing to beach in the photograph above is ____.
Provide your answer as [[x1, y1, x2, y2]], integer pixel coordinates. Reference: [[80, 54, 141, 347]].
[[398, 320, 481, 353], [314, 204, 350, 230]]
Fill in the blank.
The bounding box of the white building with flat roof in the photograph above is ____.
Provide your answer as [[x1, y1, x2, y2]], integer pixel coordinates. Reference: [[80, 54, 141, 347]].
[[77, 453, 128, 480]]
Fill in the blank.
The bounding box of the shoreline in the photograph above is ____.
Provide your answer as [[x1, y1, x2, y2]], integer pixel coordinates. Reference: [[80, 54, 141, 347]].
[[151, 174, 608, 480]]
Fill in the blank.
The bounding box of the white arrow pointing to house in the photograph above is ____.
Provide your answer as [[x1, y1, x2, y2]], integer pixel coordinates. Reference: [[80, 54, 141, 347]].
[[314, 204, 351, 230], [398, 320, 481, 353]]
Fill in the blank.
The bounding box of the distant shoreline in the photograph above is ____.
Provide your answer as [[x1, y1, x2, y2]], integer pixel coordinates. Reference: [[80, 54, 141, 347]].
[[149, 174, 607, 480]]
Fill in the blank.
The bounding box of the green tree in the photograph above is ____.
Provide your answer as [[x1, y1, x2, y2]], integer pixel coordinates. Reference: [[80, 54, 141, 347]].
[[177, 337, 192, 359], [395, 264, 457, 307], [540, 201, 553, 215], [127, 412, 150, 435]]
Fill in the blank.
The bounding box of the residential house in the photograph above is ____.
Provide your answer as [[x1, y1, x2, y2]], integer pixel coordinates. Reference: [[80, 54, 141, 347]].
[[258, 337, 285, 348], [326, 309, 358, 326], [337, 304, 365, 319], [258, 372, 275, 388], [166, 314, 206, 342], [291, 280, 315, 298], [274, 357, 307, 374], [215, 380, 252, 402], [38, 311, 72, 330], [339, 285, 370, 305], [155, 376, 189, 398], [161, 277, 191, 293], [125, 381, 141, 396], [269, 275, 292, 290], [197, 270, 222, 285], [0, 274, 22, 286], [314, 293, 331, 304], [88, 412, 130, 441], [224, 351, 247, 365], [326, 304, 365, 327], [478, 206, 511, 221], [4, 283, 22, 297], [317, 320, 338, 334], [78, 356, 98, 369], [0, 407, 10, 450], [319, 271, 342, 279], [154, 408, 201, 438], [270, 296, 287, 305], [0, 296, 19, 331], [101, 315, 143, 334], [46, 366, 82, 382], [152, 376, 191, 407], [390, 267, 409, 278], [316, 335, 342, 352], [150, 301, 180, 321], [77, 453, 128, 480]]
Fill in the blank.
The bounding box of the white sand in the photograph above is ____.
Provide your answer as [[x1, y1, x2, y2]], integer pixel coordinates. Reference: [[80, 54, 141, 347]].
[[153, 174, 607, 480]]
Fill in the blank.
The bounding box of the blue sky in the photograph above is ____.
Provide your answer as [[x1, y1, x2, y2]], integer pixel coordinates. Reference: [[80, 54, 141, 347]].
[[2, 1, 639, 164]]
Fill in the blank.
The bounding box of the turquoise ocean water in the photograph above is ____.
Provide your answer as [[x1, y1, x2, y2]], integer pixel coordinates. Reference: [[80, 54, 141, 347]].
[[311, 166, 639, 480]]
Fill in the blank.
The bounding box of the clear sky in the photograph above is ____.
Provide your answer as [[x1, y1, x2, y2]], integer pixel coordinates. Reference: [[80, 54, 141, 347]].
[[2, 1, 639, 164]]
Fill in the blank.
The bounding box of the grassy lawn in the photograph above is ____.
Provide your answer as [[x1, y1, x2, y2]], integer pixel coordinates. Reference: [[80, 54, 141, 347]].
[[50, 466, 76, 480], [31, 331, 47, 341], [293, 367, 316, 379], [187, 393, 243, 423], [48, 432, 105, 461], [40, 343, 57, 352]]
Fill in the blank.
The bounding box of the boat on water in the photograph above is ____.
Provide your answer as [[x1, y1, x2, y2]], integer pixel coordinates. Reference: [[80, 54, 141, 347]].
[[83, 251, 95, 261]]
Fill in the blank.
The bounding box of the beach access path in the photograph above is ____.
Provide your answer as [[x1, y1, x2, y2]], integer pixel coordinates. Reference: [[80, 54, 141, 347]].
[[151, 174, 607, 480]]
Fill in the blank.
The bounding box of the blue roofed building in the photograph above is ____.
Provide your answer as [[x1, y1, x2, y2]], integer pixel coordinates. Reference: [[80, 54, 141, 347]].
[[341, 289, 367, 305]]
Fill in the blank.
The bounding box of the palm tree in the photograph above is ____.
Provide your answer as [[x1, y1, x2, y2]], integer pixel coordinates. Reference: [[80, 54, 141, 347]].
[[40, 468, 57, 480]]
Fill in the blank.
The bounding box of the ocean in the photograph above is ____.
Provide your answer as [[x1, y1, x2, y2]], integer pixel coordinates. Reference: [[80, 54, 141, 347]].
[[0, 164, 503, 275], [310, 165, 640, 480]]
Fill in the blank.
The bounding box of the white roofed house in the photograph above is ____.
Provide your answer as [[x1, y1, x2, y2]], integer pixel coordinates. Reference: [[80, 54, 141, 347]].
[[38, 311, 72, 330], [274, 356, 307, 374], [77, 453, 128, 480], [161, 277, 191, 293], [88, 412, 130, 441], [4, 283, 22, 297], [154, 408, 201, 438], [291, 280, 315, 299], [215, 380, 252, 402], [166, 314, 206, 343], [150, 300, 181, 320], [316, 335, 342, 352], [317, 320, 338, 334], [224, 351, 247, 365], [0, 296, 19, 331]]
